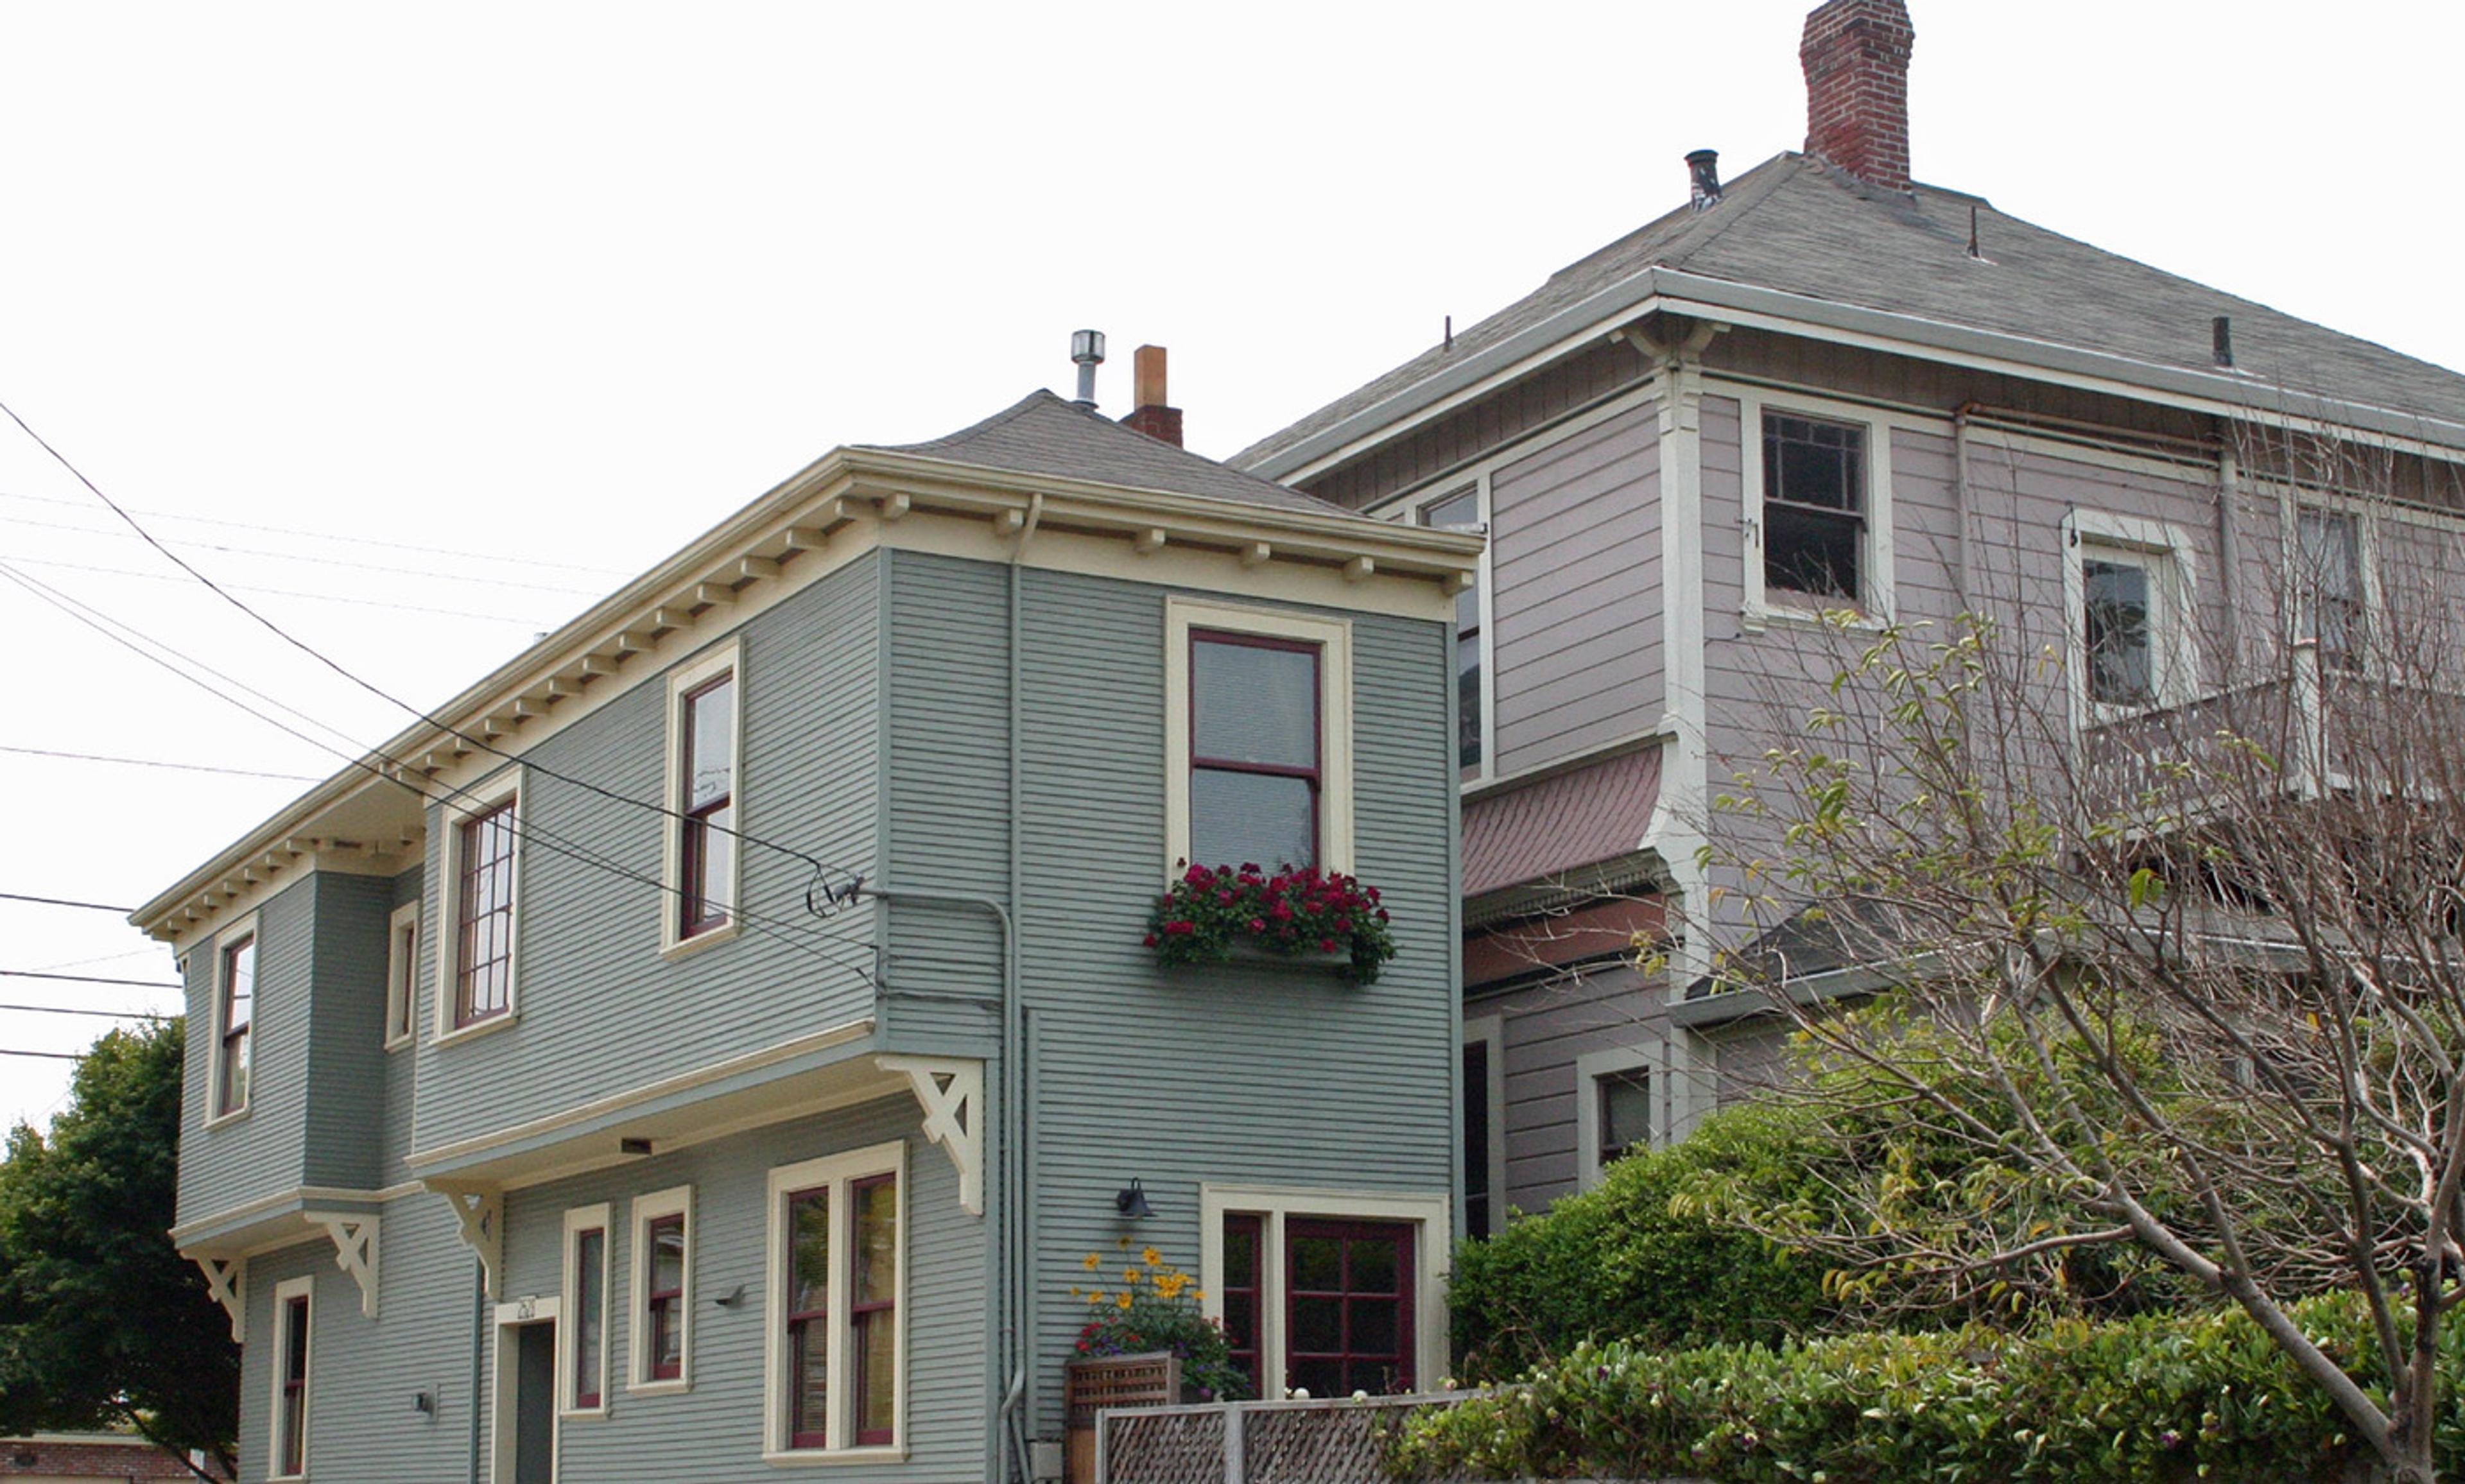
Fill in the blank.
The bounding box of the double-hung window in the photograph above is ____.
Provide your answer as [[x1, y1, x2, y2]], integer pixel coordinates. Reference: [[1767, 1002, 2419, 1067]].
[[2066, 512, 2197, 723], [765, 1143, 904, 1458], [1164, 600, 1354, 877], [211, 922, 257, 1120], [383, 901, 419, 1049], [2297, 506, 2366, 672], [1741, 392, 1896, 626], [562, 1204, 610, 1415], [270, 1276, 313, 1480], [629, 1187, 693, 1392], [664, 643, 741, 951], [435, 772, 521, 1039], [1416, 485, 1486, 776], [1574, 1045, 1664, 1188]]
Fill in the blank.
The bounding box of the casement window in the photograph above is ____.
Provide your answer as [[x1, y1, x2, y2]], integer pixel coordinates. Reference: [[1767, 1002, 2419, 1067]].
[[2064, 512, 2197, 722], [2297, 506, 2366, 672], [763, 1143, 905, 1459], [1200, 1186, 1448, 1402], [663, 642, 742, 953], [1164, 599, 1354, 878], [562, 1204, 611, 1415], [211, 922, 257, 1121], [1415, 485, 1487, 777], [628, 1186, 693, 1392], [270, 1276, 313, 1480], [383, 901, 419, 1050], [434, 770, 521, 1040], [1738, 390, 1897, 628]]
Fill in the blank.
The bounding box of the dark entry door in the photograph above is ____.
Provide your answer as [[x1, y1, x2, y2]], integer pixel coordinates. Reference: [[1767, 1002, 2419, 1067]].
[[514, 1320, 555, 1484], [1284, 1219, 1414, 1397]]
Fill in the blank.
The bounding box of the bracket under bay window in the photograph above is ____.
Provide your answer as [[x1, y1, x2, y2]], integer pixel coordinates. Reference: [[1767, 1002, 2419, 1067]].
[[879, 1054, 984, 1215]]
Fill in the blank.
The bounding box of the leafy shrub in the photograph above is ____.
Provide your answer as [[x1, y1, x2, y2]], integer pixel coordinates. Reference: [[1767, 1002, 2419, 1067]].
[[1396, 1291, 2453, 1482]]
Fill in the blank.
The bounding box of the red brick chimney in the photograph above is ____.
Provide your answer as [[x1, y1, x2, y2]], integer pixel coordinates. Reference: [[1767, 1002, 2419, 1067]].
[[1801, 0, 1916, 193], [1120, 345, 1183, 447]]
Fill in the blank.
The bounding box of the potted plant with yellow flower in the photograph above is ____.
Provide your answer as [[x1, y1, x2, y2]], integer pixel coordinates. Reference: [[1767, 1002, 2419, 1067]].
[[1061, 1243, 1246, 1483]]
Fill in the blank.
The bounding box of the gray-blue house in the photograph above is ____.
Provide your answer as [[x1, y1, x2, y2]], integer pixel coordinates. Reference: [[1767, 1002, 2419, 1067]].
[[138, 379, 1480, 1483]]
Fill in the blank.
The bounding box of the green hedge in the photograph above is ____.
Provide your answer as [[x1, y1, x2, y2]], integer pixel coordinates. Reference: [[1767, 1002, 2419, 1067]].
[[1398, 1292, 2447, 1482], [1449, 1102, 1832, 1376]]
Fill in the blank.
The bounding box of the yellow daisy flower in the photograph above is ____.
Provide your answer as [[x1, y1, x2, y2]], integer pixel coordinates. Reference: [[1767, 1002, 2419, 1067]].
[[1082, 1252, 1102, 1271], [1142, 1246, 1163, 1267], [1115, 1292, 1132, 1310]]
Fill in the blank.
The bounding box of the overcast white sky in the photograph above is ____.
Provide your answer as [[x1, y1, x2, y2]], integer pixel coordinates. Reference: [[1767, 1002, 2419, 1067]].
[[4, 0, 2462, 1132]]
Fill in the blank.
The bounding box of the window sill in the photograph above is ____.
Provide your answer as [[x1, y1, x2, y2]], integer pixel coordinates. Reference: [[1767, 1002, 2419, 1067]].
[[433, 1013, 517, 1050], [558, 1404, 610, 1422], [660, 918, 743, 962], [627, 1377, 691, 1398], [1743, 600, 1888, 635], [383, 1034, 414, 1055], [204, 1105, 251, 1132], [763, 1445, 906, 1468]]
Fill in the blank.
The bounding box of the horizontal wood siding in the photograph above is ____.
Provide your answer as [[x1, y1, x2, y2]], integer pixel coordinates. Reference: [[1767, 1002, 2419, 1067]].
[[498, 1098, 985, 1482], [1473, 962, 1670, 1214], [412, 556, 882, 1155], [1489, 404, 1663, 775], [301, 872, 394, 1191], [177, 876, 311, 1225]]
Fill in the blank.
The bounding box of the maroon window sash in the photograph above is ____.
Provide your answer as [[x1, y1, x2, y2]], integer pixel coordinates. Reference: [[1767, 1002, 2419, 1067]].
[[645, 1213, 685, 1380], [454, 800, 516, 1026], [1188, 630, 1323, 868]]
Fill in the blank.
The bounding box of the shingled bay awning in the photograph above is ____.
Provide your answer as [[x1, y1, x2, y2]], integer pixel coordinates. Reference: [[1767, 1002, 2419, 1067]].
[[1462, 745, 1663, 900]]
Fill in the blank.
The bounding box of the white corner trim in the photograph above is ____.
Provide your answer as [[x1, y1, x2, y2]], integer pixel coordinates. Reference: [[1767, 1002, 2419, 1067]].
[[195, 1254, 245, 1343], [628, 1184, 695, 1394], [1162, 597, 1355, 880], [302, 1210, 381, 1319], [761, 1141, 908, 1458], [876, 1055, 983, 1216], [1197, 1183, 1451, 1402]]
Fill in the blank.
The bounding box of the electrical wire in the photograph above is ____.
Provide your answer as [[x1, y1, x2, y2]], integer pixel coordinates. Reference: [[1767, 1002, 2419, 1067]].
[[0, 892, 136, 913], [1, 971, 182, 989], [1, 1049, 80, 1061], [0, 744, 320, 782], [0, 560, 883, 983], [8, 554, 562, 626], [0, 1003, 168, 1020], [0, 395, 867, 906], [0, 512, 607, 596]]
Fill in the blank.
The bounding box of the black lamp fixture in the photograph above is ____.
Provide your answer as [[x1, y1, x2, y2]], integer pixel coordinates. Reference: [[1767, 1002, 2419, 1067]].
[[1113, 1178, 1153, 1220]]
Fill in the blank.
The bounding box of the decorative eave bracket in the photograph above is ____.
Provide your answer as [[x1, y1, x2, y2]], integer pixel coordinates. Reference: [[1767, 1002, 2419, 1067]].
[[878, 1055, 984, 1216], [303, 1209, 382, 1319], [194, 1255, 245, 1343], [428, 1180, 505, 1298]]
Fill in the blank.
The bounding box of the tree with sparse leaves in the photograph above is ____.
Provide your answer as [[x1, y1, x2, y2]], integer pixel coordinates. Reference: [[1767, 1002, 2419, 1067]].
[[0, 1019, 237, 1481]]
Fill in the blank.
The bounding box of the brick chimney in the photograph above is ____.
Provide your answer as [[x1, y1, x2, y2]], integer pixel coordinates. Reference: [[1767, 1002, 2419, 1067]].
[[1801, 0, 1916, 193], [1120, 345, 1183, 447]]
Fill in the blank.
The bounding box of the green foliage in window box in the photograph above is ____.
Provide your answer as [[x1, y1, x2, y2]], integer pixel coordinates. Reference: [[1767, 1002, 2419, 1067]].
[[1071, 1243, 1250, 1402], [1145, 863, 1396, 985], [1392, 1293, 2442, 1483]]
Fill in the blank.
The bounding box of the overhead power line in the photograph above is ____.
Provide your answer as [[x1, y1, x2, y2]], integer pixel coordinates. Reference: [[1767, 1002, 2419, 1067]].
[[1, 971, 184, 990], [1, 1048, 81, 1061], [0, 892, 137, 914], [0, 512, 607, 596], [1, 1003, 168, 1020], [0, 744, 320, 782], [8, 553, 560, 626]]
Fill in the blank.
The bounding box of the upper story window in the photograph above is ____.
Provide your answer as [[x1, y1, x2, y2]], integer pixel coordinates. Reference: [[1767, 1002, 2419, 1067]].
[[1763, 411, 1867, 601], [1416, 485, 1485, 776], [1164, 599, 1354, 878], [211, 921, 257, 1121], [383, 901, 419, 1050], [2082, 553, 2158, 705], [765, 1143, 904, 1458], [270, 1276, 313, 1480], [455, 800, 517, 1027], [665, 642, 742, 953], [2297, 506, 2366, 672], [630, 1186, 693, 1392], [2066, 511, 2197, 723]]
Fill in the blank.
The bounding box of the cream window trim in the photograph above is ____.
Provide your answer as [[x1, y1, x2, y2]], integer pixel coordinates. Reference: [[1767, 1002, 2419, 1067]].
[[1573, 1044, 1662, 1191], [431, 767, 523, 1044], [2280, 496, 2383, 676], [1163, 598, 1355, 881], [2063, 509, 2200, 731], [660, 638, 745, 957], [627, 1185, 694, 1395], [761, 1140, 909, 1462], [205, 912, 261, 1129], [1402, 480, 1494, 788], [383, 901, 420, 1051], [1197, 1183, 1450, 1401], [558, 1202, 612, 1419], [267, 1274, 313, 1482], [1462, 1014, 1509, 1229], [1733, 385, 1899, 633]]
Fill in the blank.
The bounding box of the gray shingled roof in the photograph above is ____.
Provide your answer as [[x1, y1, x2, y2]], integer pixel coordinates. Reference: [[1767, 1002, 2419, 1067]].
[[874, 390, 1349, 517], [1235, 152, 2465, 471]]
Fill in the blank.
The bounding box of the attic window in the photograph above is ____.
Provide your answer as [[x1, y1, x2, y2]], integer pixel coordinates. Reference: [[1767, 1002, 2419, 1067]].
[[1762, 412, 1867, 601]]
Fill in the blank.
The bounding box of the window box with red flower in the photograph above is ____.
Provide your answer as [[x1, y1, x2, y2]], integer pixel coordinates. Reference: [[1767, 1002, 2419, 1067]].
[[1143, 863, 1397, 985]]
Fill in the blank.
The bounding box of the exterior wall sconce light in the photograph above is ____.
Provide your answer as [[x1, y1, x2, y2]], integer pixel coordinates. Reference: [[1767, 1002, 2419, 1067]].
[[1114, 1178, 1153, 1220], [413, 1389, 437, 1417]]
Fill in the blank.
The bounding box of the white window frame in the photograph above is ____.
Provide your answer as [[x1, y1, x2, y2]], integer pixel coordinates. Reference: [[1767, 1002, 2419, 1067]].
[[2287, 497, 2381, 675], [1163, 598, 1355, 879], [1197, 1184, 1451, 1401], [1574, 1045, 1657, 1190], [2063, 510, 2199, 729], [761, 1140, 908, 1463], [1462, 1014, 1509, 1235], [268, 1274, 313, 1482], [661, 639, 745, 957], [206, 912, 260, 1128], [433, 767, 523, 1046], [1736, 386, 1899, 631], [1405, 480, 1494, 786], [559, 1204, 612, 1419], [383, 901, 420, 1051], [627, 1185, 694, 1395]]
